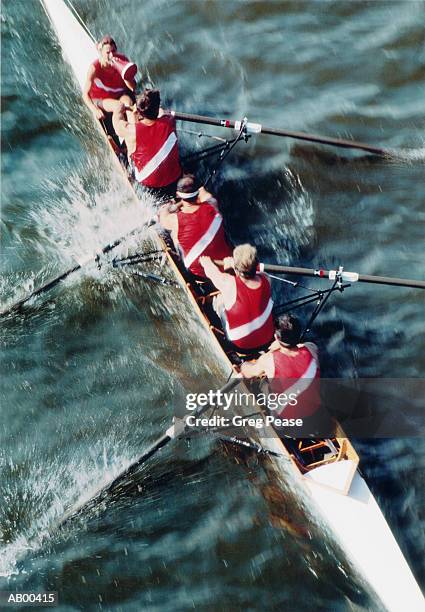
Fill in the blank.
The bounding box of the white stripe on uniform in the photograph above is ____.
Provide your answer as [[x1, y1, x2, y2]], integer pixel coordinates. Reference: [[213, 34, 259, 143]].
[[93, 78, 125, 93], [183, 214, 223, 269], [226, 297, 274, 341], [280, 356, 318, 402], [134, 132, 177, 183]]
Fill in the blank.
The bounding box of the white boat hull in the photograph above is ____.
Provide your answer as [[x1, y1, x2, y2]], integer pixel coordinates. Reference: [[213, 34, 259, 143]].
[[304, 462, 424, 611]]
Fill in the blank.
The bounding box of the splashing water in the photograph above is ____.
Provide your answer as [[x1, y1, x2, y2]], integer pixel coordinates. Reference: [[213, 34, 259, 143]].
[[0, 154, 160, 315], [0, 439, 144, 579], [256, 167, 315, 258]]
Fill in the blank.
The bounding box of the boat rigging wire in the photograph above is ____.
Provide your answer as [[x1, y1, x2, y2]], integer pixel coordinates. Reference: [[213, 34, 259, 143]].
[[272, 284, 350, 316], [299, 275, 343, 341], [179, 128, 228, 143], [203, 118, 250, 188], [129, 269, 180, 287], [112, 249, 166, 267]]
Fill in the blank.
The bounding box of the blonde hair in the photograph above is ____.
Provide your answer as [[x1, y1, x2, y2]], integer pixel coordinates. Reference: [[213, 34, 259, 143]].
[[233, 244, 258, 278]]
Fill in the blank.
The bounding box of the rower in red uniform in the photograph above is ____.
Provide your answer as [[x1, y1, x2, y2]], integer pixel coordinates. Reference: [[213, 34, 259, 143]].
[[159, 174, 232, 278], [200, 244, 274, 352], [83, 35, 137, 121], [113, 88, 181, 197], [240, 314, 320, 419]]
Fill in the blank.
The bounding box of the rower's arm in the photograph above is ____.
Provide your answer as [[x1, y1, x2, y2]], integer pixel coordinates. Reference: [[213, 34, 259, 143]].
[[112, 104, 132, 139], [83, 64, 104, 119], [159, 204, 179, 232], [199, 256, 230, 292], [240, 353, 270, 379]]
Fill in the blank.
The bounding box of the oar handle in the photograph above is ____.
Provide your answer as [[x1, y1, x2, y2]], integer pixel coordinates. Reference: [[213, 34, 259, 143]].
[[258, 263, 425, 290], [172, 111, 390, 156]]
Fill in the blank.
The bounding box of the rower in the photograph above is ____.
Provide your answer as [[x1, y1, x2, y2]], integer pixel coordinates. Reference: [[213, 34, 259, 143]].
[[113, 88, 182, 198], [159, 174, 232, 279], [200, 244, 274, 352], [240, 314, 321, 420], [83, 35, 137, 121]]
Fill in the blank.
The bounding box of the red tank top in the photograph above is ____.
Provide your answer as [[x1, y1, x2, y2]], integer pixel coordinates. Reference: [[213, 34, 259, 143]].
[[131, 115, 181, 188], [270, 346, 320, 418], [225, 275, 274, 350], [177, 202, 232, 277], [89, 54, 129, 100]]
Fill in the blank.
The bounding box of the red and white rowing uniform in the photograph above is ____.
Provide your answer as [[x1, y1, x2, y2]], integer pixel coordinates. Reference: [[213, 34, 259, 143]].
[[225, 275, 274, 350], [177, 201, 232, 277], [270, 344, 320, 418], [89, 54, 130, 100], [131, 115, 181, 188]]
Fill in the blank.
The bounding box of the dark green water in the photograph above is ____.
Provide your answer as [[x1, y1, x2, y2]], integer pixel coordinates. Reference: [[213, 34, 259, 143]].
[[1, 0, 424, 610]]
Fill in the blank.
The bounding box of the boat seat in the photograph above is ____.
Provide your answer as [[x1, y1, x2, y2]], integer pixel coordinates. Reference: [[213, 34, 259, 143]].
[[302, 439, 347, 471], [300, 440, 336, 454]]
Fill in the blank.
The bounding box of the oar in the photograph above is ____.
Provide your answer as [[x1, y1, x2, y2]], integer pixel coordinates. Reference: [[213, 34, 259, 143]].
[[56, 375, 242, 529], [0, 225, 150, 318], [258, 263, 425, 290], [172, 111, 390, 157]]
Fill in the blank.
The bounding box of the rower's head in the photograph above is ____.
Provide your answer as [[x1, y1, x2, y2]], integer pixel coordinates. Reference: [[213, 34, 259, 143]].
[[275, 314, 301, 347], [233, 244, 258, 279], [136, 89, 161, 120], [176, 174, 200, 203], [97, 35, 117, 64]]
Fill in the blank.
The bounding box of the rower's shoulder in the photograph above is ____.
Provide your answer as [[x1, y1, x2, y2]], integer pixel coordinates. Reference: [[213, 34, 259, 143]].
[[300, 342, 319, 359], [87, 61, 97, 76], [268, 339, 281, 353]]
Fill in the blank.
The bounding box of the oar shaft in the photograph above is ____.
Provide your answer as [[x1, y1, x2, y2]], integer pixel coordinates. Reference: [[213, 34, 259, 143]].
[[0, 264, 82, 317], [0, 225, 150, 319], [103, 432, 173, 495], [259, 263, 425, 290], [172, 111, 388, 156]]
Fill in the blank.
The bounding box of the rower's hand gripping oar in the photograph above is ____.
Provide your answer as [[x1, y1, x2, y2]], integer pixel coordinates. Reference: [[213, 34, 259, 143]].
[[55, 375, 243, 530], [0, 225, 152, 318], [172, 110, 391, 157]]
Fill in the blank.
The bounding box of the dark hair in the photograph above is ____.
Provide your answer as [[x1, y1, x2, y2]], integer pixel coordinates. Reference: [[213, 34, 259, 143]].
[[136, 89, 161, 120], [176, 174, 200, 202], [275, 314, 301, 346], [98, 35, 117, 50]]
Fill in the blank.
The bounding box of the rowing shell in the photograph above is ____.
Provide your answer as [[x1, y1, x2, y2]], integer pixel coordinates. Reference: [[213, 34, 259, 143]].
[[40, 2, 424, 610]]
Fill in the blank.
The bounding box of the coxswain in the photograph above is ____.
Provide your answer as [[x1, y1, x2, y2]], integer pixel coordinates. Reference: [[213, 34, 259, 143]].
[[240, 314, 320, 420], [159, 174, 232, 278], [113, 88, 181, 197], [83, 35, 136, 121], [200, 244, 274, 352]]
